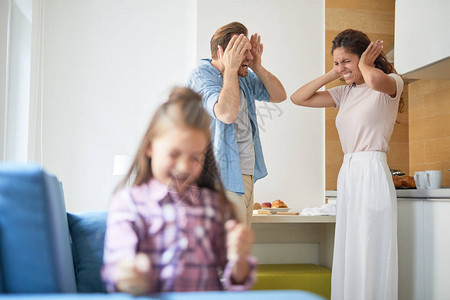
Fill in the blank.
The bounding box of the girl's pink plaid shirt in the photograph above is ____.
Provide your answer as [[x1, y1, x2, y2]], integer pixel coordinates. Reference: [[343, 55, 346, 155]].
[[102, 178, 257, 293]]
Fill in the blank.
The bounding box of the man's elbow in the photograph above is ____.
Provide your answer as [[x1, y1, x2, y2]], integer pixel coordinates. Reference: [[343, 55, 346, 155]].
[[270, 93, 287, 103]]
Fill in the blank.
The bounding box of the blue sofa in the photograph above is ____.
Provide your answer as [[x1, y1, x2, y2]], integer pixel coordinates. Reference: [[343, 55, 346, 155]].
[[0, 164, 324, 300]]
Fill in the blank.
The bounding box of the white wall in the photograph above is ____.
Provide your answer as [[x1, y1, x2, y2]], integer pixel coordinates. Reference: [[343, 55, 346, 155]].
[[40, 0, 197, 211], [197, 0, 324, 210], [394, 0, 450, 74], [2, 0, 33, 162], [24, 0, 323, 212]]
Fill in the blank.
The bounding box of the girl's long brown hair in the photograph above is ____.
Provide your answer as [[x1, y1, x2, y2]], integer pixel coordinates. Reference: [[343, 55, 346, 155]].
[[116, 87, 235, 219], [331, 29, 404, 113]]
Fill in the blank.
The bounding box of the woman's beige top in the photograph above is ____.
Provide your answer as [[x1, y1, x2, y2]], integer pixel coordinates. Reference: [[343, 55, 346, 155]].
[[328, 73, 404, 154]]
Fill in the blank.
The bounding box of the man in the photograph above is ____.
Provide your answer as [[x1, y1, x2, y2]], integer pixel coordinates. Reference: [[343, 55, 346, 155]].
[[187, 22, 286, 227]]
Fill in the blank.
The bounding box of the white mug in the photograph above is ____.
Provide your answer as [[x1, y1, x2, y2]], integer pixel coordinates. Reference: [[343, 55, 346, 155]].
[[425, 170, 443, 189], [414, 171, 427, 189]]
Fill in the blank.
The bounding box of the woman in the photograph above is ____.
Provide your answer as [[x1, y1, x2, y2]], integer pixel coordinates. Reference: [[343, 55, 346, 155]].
[[291, 29, 404, 300]]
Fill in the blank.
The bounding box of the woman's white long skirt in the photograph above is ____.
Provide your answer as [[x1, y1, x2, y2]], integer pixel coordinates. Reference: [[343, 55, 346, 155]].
[[331, 151, 398, 300]]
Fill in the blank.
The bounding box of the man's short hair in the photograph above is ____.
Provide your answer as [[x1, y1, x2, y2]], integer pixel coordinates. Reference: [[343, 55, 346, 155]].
[[210, 22, 248, 59]]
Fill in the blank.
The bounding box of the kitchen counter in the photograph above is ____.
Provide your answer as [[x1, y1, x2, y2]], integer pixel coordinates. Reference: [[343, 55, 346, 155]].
[[326, 188, 450, 199], [396, 187, 450, 199]]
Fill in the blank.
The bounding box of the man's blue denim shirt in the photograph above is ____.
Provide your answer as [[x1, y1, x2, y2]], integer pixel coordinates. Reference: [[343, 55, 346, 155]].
[[186, 59, 269, 194]]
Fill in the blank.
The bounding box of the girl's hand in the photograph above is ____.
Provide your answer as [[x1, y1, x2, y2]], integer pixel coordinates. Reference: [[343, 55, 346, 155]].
[[359, 40, 383, 69], [116, 253, 152, 296], [225, 219, 254, 262]]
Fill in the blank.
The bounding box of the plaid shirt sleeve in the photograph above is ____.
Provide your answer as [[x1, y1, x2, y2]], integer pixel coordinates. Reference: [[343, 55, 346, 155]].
[[222, 256, 258, 291], [214, 201, 258, 291], [101, 190, 140, 292]]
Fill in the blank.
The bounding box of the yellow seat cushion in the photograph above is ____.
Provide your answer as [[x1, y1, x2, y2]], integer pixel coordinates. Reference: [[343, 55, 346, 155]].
[[253, 264, 331, 299]]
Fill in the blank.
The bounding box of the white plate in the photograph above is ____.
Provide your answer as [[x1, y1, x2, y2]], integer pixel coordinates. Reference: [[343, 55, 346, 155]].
[[259, 208, 290, 214]]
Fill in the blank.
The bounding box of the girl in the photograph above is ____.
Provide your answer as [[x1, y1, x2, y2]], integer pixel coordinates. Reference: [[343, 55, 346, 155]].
[[102, 87, 256, 295], [291, 29, 404, 300]]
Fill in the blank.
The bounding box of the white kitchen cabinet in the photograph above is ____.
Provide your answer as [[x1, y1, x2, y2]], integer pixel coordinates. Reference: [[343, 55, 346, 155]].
[[398, 198, 424, 300], [398, 196, 450, 300], [394, 0, 450, 79], [423, 200, 450, 300]]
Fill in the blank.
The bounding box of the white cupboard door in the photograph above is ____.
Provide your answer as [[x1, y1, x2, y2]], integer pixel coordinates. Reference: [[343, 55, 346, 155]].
[[423, 200, 450, 300], [398, 199, 424, 300]]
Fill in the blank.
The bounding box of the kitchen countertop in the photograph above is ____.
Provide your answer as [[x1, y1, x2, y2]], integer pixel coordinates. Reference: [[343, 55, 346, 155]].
[[326, 188, 450, 199], [396, 188, 450, 198]]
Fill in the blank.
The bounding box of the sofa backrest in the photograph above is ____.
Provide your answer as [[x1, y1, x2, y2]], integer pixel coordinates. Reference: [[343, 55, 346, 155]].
[[0, 164, 77, 293]]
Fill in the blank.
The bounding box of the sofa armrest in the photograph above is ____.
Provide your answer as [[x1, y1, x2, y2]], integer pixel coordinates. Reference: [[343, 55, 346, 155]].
[[0, 164, 77, 293]]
